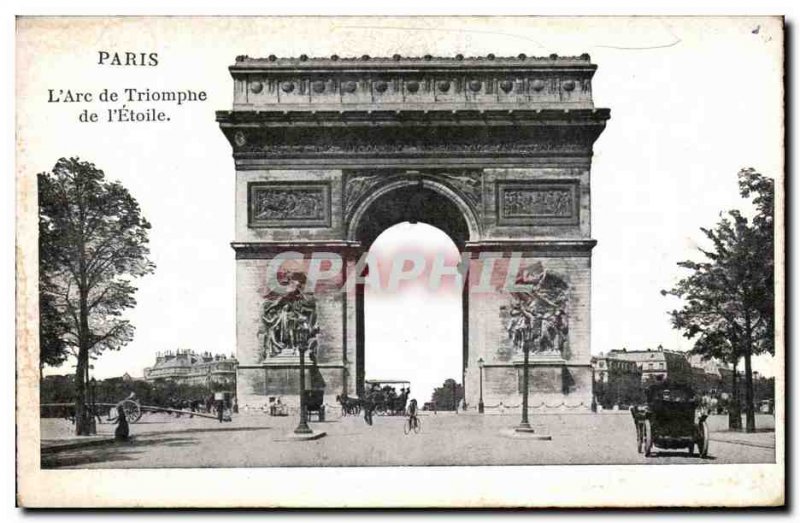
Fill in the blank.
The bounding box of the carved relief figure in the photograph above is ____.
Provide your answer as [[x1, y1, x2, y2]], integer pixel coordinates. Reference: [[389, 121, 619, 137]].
[[258, 271, 320, 362], [343, 173, 382, 218], [503, 188, 573, 217], [253, 188, 324, 221], [438, 171, 482, 209], [506, 262, 570, 358]]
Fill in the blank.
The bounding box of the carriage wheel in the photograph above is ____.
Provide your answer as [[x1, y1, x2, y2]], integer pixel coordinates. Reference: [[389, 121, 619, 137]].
[[120, 400, 142, 423], [643, 420, 653, 457], [413, 417, 421, 434], [698, 420, 709, 458], [404, 418, 411, 435]]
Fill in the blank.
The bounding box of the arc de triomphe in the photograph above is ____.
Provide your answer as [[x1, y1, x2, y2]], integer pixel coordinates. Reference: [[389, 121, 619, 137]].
[[217, 54, 610, 410]]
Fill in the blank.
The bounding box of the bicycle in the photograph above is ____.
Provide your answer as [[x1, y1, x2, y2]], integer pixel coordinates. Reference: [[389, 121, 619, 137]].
[[403, 414, 421, 434]]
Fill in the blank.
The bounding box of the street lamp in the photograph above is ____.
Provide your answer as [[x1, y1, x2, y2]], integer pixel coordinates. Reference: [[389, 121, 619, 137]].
[[516, 338, 534, 433], [478, 357, 485, 414], [294, 340, 312, 435]]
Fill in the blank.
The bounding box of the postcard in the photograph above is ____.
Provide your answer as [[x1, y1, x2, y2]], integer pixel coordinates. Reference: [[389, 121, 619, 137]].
[[15, 16, 785, 508]]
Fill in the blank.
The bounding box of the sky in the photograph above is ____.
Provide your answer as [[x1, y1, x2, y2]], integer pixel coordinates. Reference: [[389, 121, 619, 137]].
[[17, 17, 783, 397]]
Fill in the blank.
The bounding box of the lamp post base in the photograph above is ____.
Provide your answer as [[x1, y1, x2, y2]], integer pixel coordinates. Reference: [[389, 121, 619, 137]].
[[277, 431, 327, 442], [500, 428, 552, 440], [478, 401, 485, 414], [515, 422, 534, 433], [294, 421, 313, 435]]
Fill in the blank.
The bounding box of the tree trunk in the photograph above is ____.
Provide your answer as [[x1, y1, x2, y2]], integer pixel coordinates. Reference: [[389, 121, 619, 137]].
[[74, 290, 91, 436], [744, 351, 756, 433], [74, 351, 87, 435], [729, 359, 742, 430]]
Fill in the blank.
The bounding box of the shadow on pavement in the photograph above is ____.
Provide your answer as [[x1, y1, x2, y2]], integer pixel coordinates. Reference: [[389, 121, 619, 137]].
[[133, 426, 272, 438], [41, 436, 196, 469], [647, 451, 717, 460]]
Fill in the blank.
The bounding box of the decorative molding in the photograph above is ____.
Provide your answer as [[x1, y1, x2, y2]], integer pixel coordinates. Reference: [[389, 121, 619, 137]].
[[341, 170, 483, 223], [218, 109, 610, 162], [229, 54, 598, 110], [233, 54, 594, 66], [436, 171, 482, 210], [463, 239, 596, 257], [496, 180, 580, 226], [232, 138, 591, 160], [231, 241, 364, 259], [343, 172, 383, 219], [247, 181, 331, 228]]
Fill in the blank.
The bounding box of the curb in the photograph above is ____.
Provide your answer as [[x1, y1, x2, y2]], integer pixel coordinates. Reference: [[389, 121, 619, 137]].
[[709, 436, 775, 450], [41, 437, 116, 454]]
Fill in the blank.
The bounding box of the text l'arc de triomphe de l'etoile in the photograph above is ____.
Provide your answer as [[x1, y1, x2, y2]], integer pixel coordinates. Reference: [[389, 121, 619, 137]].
[[217, 54, 610, 410]]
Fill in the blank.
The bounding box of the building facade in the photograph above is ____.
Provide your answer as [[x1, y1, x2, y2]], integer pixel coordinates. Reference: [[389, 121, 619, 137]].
[[591, 353, 642, 408], [143, 350, 237, 390], [607, 346, 692, 385]]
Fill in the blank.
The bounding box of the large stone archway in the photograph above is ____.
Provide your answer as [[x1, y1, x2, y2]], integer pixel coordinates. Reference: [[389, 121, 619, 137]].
[[217, 54, 610, 410]]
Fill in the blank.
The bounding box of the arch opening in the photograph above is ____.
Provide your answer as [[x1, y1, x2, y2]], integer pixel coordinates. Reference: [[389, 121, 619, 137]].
[[350, 179, 477, 249], [352, 182, 472, 404], [362, 222, 464, 405]]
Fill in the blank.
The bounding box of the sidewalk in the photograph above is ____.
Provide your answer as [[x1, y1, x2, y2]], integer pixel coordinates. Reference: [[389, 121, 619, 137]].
[[710, 430, 776, 449], [41, 435, 115, 453], [40, 419, 117, 453]]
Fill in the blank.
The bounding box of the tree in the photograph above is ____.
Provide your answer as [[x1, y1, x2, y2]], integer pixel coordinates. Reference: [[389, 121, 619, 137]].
[[39, 275, 69, 380], [430, 378, 464, 411], [662, 168, 774, 432], [38, 158, 154, 435]]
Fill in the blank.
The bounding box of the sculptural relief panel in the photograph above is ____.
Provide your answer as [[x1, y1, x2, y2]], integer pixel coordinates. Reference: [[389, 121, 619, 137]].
[[496, 180, 579, 226], [248, 182, 331, 228], [499, 261, 571, 361]]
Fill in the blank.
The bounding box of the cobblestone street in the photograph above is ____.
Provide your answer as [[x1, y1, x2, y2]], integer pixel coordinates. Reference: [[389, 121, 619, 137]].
[[41, 412, 776, 469]]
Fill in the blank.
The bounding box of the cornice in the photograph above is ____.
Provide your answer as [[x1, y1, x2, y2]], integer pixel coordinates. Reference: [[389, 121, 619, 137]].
[[217, 108, 611, 126], [231, 53, 595, 71], [464, 239, 597, 255]]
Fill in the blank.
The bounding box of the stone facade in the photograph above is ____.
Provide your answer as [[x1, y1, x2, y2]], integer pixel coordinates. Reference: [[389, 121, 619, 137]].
[[143, 350, 238, 390], [218, 54, 610, 409], [607, 347, 693, 385]]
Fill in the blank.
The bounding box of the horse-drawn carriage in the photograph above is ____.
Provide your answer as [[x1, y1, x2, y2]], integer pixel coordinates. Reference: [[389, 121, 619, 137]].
[[107, 398, 143, 423], [335, 380, 411, 417], [336, 394, 362, 416], [304, 389, 326, 421], [631, 381, 710, 458], [365, 379, 410, 416]]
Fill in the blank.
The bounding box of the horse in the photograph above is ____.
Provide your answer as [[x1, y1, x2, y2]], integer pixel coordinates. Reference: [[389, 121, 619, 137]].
[[336, 394, 362, 416]]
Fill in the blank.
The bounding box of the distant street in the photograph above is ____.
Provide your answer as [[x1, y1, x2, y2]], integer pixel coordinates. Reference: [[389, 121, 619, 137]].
[[41, 412, 776, 469]]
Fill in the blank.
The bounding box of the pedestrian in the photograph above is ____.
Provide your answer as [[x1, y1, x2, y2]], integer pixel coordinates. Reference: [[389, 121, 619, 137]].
[[114, 405, 129, 441], [363, 395, 374, 426], [216, 399, 224, 423]]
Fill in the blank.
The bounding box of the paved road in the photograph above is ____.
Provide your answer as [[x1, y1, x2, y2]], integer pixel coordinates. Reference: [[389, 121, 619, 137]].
[[41, 412, 776, 469]]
